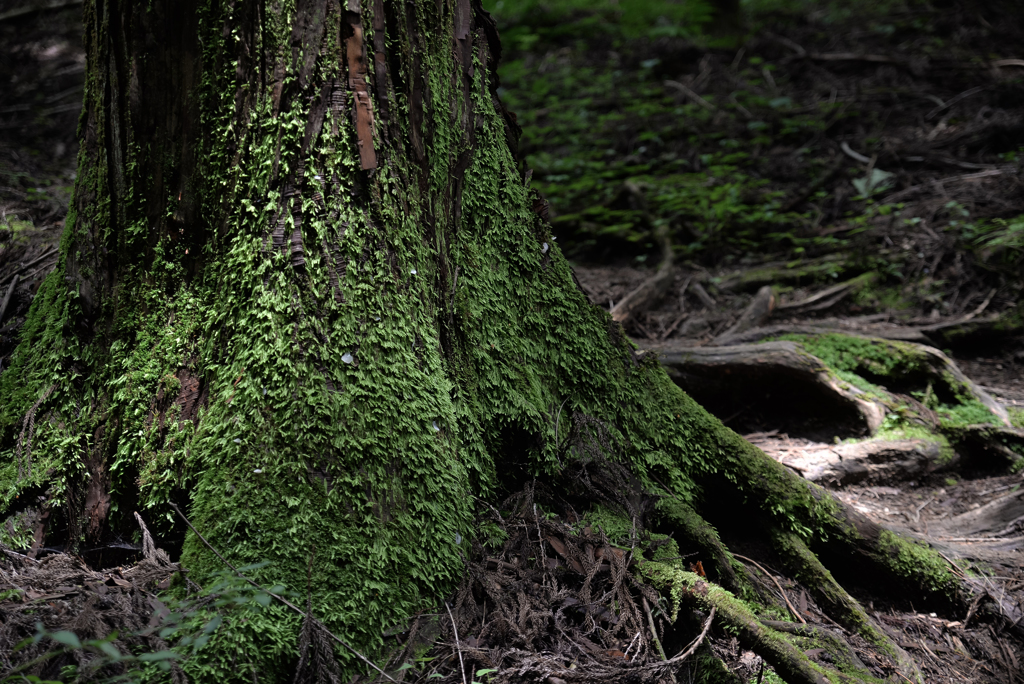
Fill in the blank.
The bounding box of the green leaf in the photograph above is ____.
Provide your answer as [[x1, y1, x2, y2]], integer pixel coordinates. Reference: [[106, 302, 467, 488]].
[[138, 650, 179, 661], [203, 615, 223, 634], [49, 631, 81, 649], [475, 669, 498, 677], [97, 642, 121, 660], [396, 663, 414, 671]]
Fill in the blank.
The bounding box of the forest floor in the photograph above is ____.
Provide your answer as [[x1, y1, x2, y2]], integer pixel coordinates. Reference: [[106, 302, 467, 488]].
[[0, 0, 1022, 682]]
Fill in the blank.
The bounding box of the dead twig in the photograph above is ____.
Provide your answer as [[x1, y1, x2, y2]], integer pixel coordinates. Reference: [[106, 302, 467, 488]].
[[689, 282, 716, 309], [0, 274, 19, 324], [445, 601, 468, 684], [775, 272, 876, 315], [713, 286, 776, 344], [611, 208, 674, 326], [882, 168, 1008, 204], [642, 595, 677, 684], [733, 554, 806, 624], [840, 142, 872, 165]]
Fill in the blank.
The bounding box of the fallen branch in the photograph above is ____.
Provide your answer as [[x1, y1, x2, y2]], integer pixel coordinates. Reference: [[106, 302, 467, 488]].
[[169, 503, 399, 684], [1, 246, 57, 285], [689, 281, 716, 309], [882, 168, 1009, 204], [840, 142, 872, 164], [611, 207, 674, 326], [445, 601, 469, 684], [808, 52, 904, 65], [610, 260, 675, 326], [715, 254, 849, 293]]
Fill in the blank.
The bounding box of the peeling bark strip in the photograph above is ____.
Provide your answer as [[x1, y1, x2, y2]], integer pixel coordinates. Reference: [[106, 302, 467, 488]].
[[455, 0, 470, 40], [345, 20, 377, 170]]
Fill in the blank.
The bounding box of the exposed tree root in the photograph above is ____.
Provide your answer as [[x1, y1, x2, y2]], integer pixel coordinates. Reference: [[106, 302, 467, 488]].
[[714, 285, 776, 344], [652, 492, 751, 595], [676, 571, 838, 684], [651, 340, 885, 436], [759, 621, 871, 679], [770, 530, 924, 682], [764, 438, 948, 486], [610, 218, 674, 326]]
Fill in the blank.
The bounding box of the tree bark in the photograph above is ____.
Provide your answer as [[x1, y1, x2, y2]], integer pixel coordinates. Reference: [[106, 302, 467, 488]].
[[0, 0, 971, 680]]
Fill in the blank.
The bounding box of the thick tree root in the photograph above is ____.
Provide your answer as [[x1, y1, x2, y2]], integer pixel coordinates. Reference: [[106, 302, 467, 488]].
[[691, 429, 966, 615], [764, 438, 948, 486], [651, 340, 885, 435], [771, 530, 924, 683], [760, 621, 871, 679], [678, 571, 853, 684], [653, 490, 757, 598]]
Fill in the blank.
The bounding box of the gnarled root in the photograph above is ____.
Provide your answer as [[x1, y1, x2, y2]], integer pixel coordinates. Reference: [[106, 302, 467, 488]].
[[771, 530, 923, 683], [679, 571, 846, 684]]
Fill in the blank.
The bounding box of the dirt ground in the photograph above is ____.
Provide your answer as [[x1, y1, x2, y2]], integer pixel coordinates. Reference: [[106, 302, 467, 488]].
[[1, 2, 1022, 683]]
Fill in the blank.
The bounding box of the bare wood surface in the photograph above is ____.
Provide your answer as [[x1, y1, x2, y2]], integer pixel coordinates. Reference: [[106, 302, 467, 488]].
[[755, 438, 947, 486], [935, 490, 1024, 539], [664, 80, 717, 112], [689, 281, 716, 309], [610, 225, 674, 325]]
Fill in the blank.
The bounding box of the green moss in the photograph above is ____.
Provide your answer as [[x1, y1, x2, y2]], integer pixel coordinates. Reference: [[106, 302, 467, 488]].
[[867, 417, 955, 464], [780, 333, 927, 380], [585, 504, 636, 542], [877, 530, 959, 598], [1009, 407, 1024, 429], [771, 530, 893, 655], [936, 399, 1000, 427]]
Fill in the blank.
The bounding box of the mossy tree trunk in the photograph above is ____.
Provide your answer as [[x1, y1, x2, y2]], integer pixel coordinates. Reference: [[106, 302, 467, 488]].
[[0, 0, 962, 681]]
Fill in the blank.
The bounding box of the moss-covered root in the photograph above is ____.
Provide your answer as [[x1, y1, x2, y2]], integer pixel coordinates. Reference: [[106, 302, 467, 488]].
[[691, 647, 743, 684], [709, 427, 962, 612], [771, 530, 923, 684], [824, 496, 963, 607], [678, 571, 855, 684], [760, 621, 872, 679], [655, 495, 753, 596]]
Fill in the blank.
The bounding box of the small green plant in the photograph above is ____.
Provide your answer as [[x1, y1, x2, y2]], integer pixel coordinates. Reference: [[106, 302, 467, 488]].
[[2, 626, 177, 684]]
